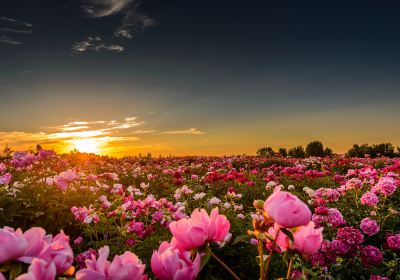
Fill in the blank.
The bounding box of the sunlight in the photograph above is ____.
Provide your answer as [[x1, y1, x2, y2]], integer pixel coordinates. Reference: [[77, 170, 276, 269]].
[[71, 138, 101, 154]]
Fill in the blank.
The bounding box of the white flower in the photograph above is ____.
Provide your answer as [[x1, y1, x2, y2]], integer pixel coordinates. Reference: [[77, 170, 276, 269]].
[[223, 202, 231, 209], [208, 197, 221, 205], [194, 192, 206, 200], [237, 214, 245, 220], [287, 185, 295, 190]]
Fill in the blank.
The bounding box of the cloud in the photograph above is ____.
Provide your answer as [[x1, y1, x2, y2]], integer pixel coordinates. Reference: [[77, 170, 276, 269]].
[[0, 117, 147, 153], [82, 0, 135, 18], [80, 0, 155, 51], [162, 128, 206, 135], [0, 16, 33, 46], [0, 35, 21, 45], [72, 36, 124, 53], [0, 17, 32, 27], [0, 28, 32, 34]]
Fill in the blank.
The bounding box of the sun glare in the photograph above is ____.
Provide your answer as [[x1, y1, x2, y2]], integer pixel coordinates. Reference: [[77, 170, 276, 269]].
[[71, 138, 101, 154]]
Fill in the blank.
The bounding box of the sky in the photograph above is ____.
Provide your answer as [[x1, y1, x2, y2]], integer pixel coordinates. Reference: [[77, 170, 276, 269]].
[[1, 0, 400, 156]]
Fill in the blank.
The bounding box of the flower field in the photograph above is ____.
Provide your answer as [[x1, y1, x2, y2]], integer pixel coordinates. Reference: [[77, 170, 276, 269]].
[[0, 150, 399, 279]]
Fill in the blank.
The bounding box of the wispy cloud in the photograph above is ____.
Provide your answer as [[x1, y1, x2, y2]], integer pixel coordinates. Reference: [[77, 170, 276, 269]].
[[0, 28, 32, 34], [77, 0, 155, 53], [82, 0, 135, 18], [0, 16, 32, 45], [162, 128, 206, 135], [0, 17, 32, 27], [72, 36, 124, 53], [0, 35, 21, 45]]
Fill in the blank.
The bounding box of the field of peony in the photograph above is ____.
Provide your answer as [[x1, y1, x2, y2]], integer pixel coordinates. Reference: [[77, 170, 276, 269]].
[[0, 150, 399, 279]]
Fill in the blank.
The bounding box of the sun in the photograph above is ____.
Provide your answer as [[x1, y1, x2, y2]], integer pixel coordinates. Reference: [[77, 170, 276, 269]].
[[71, 138, 101, 154]]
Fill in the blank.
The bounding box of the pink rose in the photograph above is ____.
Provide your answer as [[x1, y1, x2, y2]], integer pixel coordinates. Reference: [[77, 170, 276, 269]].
[[263, 187, 311, 228]]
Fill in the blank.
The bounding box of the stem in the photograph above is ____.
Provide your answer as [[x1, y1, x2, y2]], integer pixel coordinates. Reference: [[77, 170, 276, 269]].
[[258, 239, 264, 280], [264, 229, 279, 280], [286, 256, 294, 280], [208, 248, 241, 280]]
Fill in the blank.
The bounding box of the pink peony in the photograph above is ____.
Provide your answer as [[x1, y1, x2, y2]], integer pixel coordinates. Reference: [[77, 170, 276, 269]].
[[151, 241, 201, 280], [387, 233, 400, 251], [76, 246, 147, 280], [263, 187, 311, 228], [293, 221, 323, 257], [17, 227, 52, 263], [360, 218, 380, 236], [0, 227, 28, 263], [0, 173, 12, 185], [169, 208, 230, 250], [15, 258, 56, 280], [360, 192, 379, 207]]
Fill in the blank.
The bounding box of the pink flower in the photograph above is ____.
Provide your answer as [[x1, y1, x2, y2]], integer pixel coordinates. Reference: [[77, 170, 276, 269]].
[[17, 227, 52, 263], [0, 173, 12, 185], [266, 223, 290, 253], [293, 222, 323, 257], [108, 251, 147, 280], [360, 192, 379, 206], [74, 236, 84, 245], [39, 231, 74, 274], [76, 246, 147, 280], [0, 227, 28, 263], [387, 233, 400, 251], [169, 208, 230, 250], [151, 241, 201, 280], [15, 258, 56, 280], [263, 187, 311, 228], [360, 218, 380, 236]]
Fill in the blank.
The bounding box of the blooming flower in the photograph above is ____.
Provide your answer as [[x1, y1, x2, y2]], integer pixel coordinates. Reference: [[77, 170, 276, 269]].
[[264, 187, 311, 228], [360, 218, 380, 236], [360, 245, 383, 267], [151, 241, 200, 280]]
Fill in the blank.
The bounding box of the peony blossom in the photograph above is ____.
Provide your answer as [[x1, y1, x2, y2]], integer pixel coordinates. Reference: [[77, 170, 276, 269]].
[[15, 258, 56, 280], [151, 241, 200, 280], [263, 187, 311, 228], [293, 221, 323, 257], [0, 227, 28, 263], [169, 208, 230, 251]]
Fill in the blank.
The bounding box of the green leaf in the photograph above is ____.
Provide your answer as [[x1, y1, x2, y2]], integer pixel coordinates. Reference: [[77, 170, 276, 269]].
[[199, 250, 211, 271], [280, 228, 294, 243], [232, 234, 250, 245]]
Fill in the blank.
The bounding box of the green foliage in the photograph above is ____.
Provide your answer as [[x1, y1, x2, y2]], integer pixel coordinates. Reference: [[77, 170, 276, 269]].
[[305, 141, 325, 157], [288, 146, 306, 158], [347, 143, 397, 158], [256, 147, 275, 157]]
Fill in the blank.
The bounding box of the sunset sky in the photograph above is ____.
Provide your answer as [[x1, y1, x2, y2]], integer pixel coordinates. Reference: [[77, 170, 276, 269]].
[[1, 0, 400, 156]]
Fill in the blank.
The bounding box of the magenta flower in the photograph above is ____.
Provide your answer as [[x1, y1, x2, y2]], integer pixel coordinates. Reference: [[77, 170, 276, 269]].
[[151, 241, 201, 280], [0, 173, 12, 185], [387, 233, 400, 251], [336, 227, 364, 248], [360, 218, 380, 236], [0, 227, 28, 263], [360, 245, 383, 267], [263, 187, 311, 228], [17, 227, 52, 263]]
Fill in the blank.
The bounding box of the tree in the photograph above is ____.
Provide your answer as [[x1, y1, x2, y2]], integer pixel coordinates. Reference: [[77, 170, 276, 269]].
[[256, 147, 275, 157], [305, 141, 325, 157], [278, 148, 288, 157], [347, 143, 396, 158], [288, 146, 306, 158], [324, 147, 333, 157]]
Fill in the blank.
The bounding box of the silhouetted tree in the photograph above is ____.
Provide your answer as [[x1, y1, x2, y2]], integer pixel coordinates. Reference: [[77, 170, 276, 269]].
[[347, 143, 396, 158], [278, 148, 288, 157], [324, 147, 333, 157], [305, 141, 325, 157], [256, 147, 275, 157], [288, 146, 306, 158]]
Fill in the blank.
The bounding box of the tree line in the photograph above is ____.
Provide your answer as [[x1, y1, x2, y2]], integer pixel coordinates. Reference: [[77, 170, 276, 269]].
[[256, 141, 400, 158]]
